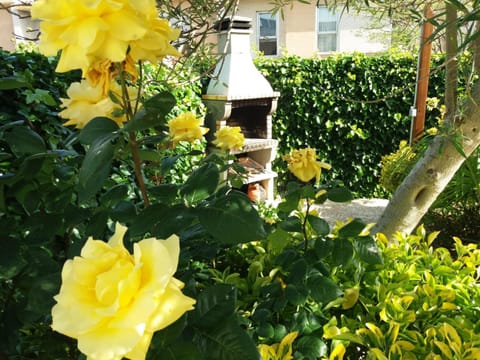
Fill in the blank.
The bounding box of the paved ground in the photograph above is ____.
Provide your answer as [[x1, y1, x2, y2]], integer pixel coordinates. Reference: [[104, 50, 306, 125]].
[[310, 198, 389, 227]]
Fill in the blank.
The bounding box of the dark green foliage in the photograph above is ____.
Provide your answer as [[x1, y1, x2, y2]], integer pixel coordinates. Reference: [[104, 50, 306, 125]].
[[256, 53, 447, 196]]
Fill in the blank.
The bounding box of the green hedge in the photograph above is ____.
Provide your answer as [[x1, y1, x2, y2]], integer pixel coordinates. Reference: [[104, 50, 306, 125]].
[[256, 53, 447, 196]]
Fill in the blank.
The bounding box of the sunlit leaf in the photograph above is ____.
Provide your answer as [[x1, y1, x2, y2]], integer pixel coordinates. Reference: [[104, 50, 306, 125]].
[[198, 191, 266, 244], [180, 163, 220, 205], [78, 135, 115, 203], [78, 117, 119, 145]]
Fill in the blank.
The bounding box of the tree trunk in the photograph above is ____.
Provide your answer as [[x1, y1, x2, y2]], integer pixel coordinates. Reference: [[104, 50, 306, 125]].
[[444, 2, 458, 119], [373, 82, 480, 238]]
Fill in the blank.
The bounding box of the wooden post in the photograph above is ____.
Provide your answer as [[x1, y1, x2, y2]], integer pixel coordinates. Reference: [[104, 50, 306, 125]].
[[410, 5, 434, 144]]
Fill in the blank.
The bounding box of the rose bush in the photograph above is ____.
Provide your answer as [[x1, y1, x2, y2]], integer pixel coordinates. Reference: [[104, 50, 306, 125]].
[[52, 223, 195, 360]]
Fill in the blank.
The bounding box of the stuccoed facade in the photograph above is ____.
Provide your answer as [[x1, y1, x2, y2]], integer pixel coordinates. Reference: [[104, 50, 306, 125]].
[[237, 0, 391, 57]]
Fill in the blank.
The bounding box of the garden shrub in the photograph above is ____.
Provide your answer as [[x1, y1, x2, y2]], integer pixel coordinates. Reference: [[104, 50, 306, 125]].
[[327, 227, 480, 359], [205, 197, 480, 359]]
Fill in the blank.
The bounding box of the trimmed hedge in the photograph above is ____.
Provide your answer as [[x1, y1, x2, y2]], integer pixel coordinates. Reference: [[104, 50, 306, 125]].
[[256, 53, 447, 196]]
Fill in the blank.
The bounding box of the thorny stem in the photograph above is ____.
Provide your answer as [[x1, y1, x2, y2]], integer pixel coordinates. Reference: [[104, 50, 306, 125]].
[[129, 132, 150, 207], [302, 200, 311, 253], [117, 62, 150, 207]]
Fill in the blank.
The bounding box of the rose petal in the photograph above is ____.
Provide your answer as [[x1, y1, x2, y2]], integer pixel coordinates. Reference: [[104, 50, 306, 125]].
[[78, 327, 141, 360], [147, 278, 195, 332]]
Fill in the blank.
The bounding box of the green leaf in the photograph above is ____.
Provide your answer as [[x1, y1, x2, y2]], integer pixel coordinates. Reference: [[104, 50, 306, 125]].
[[180, 163, 220, 206], [295, 336, 328, 359], [6, 127, 46, 156], [354, 236, 383, 265], [285, 284, 309, 306], [151, 342, 202, 360], [331, 238, 354, 266], [314, 237, 333, 259], [137, 149, 162, 162], [160, 155, 181, 174], [301, 184, 316, 199], [277, 188, 301, 215], [151, 315, 188, 348], [26, 272, 60, 317], [307, 274, 343, 304], [110, 200, 137, 223], [23, 212, 63, 245], [129, 204, 195, 239], [337, 218, 367, 238], [0, 237, 26, 279], [150, 205, 196, 239], [191, 284, 236, 329], [287, 258, 308, 283], [99, 184, 129, 208], [124, 91, 175, 131], [279, 216, 303, 233], [78, 117, 119, 145], [144, 91, 176, 113], [149, 184, 179, 204], [198, 191, 266, 244], [85, 210, 109, 239], [267, 228, 291, 254], [196, 316, 260, 360], [24, 88, 56, 106], [0, 76, 31, 89], [78, 136, 115, 203], [307, 214, 330, 235], [327, 187, 354, 202]]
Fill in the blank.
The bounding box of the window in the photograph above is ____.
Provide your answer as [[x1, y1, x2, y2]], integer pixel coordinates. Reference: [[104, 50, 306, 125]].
[[257, 12, 278, 56], [317, 6, 338, 53]]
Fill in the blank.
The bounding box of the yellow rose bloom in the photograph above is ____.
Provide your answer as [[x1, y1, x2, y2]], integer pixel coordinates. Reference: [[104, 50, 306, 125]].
[[85, 58, 115, 96], [212, 126, 245, 151], [59, 79, 125, 129], [283, 148, 331, 183], [51, 223, 195, 360], [85, 55, 138, 98], [129, 17, 182, 64], [31, 0, 180, 74], [168, 112, 209, 144]]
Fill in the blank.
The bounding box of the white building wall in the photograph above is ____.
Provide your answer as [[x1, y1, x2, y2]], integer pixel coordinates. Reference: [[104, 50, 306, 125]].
[[337, 11, 391, 54]]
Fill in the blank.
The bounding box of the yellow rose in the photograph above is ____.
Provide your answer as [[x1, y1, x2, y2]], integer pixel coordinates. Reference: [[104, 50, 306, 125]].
[[51, 223, 195, 360], [59, 80, 138, 129], [129, 17, 181, 64], [59, 79, 118, 129], [283, 148, 331, 183], [85, 59, 115, 96], [212, 126, 245, 151], [31, 0, 179, 74], [168, 112, 209, 144]]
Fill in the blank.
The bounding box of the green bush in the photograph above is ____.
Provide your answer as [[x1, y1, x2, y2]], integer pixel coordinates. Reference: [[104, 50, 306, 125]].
[[256, 53, 447, 196], [204, 192, 480, 359]]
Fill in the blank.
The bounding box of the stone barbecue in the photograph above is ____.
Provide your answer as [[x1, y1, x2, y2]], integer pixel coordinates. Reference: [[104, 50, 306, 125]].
[[202, 16, 280, 201]]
